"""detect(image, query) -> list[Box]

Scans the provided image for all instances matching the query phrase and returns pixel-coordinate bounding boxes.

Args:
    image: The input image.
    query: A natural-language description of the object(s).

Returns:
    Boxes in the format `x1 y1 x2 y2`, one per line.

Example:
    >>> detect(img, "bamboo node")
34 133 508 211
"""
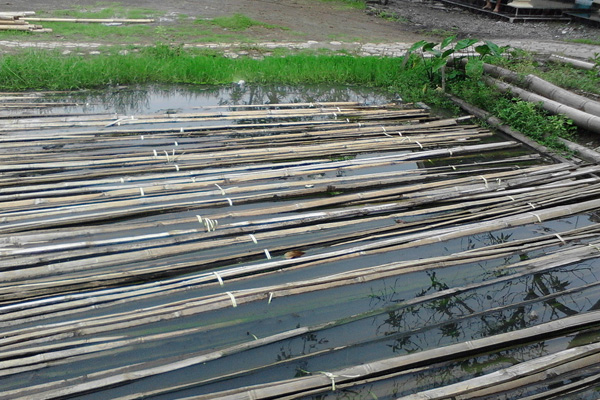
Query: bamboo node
213 271 224 286
225 291 237 308
264 249 272 259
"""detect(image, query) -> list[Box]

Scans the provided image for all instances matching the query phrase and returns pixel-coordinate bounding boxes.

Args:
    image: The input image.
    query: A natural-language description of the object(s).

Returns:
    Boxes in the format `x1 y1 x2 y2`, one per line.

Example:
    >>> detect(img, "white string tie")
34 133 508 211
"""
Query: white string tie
555 233 566 244
214 271 224 286
318 372 360 391
225 291 237 308
268 292 274 304
215 183 226 196
264 249 272 259
139 187 145 196
530 213 542 223
249 234 258 244
480 176 488 188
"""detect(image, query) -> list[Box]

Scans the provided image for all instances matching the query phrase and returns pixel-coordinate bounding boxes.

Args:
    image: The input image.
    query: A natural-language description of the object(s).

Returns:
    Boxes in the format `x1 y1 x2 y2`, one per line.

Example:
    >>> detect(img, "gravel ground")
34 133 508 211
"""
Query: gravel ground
371 0 600 41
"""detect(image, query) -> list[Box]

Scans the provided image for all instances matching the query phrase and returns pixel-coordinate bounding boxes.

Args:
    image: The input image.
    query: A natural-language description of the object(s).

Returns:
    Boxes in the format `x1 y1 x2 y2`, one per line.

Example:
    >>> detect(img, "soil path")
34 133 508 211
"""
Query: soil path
5 0 600 58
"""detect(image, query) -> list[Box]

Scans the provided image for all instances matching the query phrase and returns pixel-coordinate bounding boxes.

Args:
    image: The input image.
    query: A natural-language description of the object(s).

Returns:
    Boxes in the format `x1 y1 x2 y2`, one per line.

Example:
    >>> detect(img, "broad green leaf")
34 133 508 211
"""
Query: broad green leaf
407 40 428 52
440 35 456 49
455 38 478 51
475 45 491 57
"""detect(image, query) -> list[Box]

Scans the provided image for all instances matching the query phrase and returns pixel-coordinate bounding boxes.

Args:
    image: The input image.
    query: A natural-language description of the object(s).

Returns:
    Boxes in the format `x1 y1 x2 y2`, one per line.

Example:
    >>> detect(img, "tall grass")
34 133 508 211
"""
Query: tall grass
0 46 428 95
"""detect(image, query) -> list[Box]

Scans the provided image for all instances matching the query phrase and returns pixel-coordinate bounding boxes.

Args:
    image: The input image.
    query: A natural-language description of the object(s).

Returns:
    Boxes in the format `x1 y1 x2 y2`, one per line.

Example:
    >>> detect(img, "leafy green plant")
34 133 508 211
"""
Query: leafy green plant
493 98 574 149
402 36 507 87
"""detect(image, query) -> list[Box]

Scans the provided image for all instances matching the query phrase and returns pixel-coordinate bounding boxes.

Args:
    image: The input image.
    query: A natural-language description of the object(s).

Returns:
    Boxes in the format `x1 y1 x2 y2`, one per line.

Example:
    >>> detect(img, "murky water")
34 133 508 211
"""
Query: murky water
1 85 599 400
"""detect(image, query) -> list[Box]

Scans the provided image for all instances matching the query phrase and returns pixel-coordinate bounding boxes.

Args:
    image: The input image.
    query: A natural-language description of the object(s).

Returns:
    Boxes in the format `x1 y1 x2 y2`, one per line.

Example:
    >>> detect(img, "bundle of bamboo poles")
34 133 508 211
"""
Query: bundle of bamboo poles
0 10 155 34
0 12 51 33
2 98 600 400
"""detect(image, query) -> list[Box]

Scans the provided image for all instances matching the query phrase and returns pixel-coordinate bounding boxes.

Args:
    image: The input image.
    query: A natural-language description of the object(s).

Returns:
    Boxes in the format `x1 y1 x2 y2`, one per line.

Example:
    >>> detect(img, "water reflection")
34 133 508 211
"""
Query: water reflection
64 84 395 115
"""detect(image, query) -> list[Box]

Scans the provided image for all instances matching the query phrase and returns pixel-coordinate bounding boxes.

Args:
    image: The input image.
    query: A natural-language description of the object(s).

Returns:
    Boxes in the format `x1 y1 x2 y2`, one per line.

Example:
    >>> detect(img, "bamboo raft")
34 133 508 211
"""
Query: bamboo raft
1 97 600 400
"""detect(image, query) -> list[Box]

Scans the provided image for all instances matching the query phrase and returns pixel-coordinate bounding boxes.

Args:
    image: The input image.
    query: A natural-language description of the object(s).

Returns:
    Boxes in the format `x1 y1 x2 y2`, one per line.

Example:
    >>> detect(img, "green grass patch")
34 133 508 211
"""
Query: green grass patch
490 49 600 96
41 22 153 41
566 38 600 46
196 14 288 32
315 0 367 9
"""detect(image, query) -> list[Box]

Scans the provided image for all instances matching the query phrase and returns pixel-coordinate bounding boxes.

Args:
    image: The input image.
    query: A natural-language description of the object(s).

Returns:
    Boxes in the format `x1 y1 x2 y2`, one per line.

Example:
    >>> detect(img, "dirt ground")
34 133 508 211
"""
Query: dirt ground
7 0 600 44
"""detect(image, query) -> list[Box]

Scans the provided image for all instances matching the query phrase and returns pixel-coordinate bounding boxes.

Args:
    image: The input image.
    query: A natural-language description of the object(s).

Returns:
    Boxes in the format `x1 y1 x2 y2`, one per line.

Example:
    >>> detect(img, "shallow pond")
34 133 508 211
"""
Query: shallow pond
1 85 599 400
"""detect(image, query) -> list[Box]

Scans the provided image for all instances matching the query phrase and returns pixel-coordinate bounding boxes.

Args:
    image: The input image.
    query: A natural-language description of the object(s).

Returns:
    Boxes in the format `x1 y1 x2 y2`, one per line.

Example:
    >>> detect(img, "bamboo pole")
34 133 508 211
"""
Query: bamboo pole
481 62 600 118
23 17 155 23
484 76 600 135
397 344 600 399
11 310 599 400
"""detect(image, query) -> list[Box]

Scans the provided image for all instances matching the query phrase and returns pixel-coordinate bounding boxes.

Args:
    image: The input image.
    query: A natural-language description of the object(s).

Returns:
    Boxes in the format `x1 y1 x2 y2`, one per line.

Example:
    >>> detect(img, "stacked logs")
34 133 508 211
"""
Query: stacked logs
0 12 51 33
